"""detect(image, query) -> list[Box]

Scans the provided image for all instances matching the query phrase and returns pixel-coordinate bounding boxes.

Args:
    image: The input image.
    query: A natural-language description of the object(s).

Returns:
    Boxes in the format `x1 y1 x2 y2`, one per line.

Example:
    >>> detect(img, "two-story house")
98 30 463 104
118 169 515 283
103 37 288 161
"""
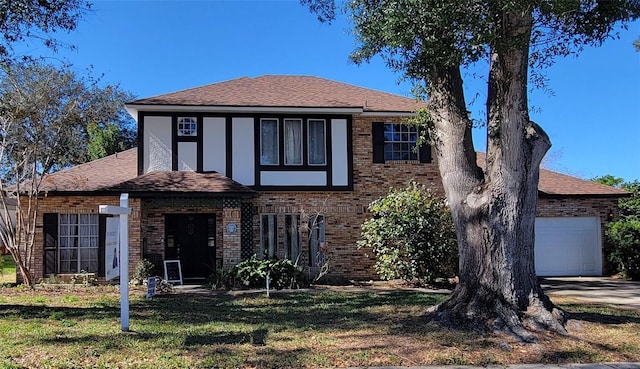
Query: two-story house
29 75 625 283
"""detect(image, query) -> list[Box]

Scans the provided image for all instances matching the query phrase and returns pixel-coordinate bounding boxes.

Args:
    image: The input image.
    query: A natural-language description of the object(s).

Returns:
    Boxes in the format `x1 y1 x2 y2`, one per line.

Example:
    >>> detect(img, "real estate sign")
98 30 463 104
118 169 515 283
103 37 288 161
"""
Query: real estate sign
105 217 120 281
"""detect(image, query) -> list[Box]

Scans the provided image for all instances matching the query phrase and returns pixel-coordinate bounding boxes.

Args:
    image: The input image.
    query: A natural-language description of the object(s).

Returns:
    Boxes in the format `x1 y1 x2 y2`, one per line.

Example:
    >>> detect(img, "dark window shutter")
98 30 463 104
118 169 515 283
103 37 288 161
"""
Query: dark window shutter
98 215 107 277
372 122 385 163
43 213 58 275
418 128 432 163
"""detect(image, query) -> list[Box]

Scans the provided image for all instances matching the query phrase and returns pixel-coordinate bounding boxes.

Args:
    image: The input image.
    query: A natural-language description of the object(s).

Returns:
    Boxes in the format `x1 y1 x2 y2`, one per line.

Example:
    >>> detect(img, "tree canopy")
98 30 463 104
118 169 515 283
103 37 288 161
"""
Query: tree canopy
304 0 639 82
0 61 134 180
0 0 90 62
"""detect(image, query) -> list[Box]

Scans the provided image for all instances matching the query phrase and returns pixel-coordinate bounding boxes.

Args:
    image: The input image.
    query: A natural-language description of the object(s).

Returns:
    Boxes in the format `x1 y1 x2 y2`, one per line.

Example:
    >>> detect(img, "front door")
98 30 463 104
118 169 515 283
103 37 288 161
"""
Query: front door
165 214 216 279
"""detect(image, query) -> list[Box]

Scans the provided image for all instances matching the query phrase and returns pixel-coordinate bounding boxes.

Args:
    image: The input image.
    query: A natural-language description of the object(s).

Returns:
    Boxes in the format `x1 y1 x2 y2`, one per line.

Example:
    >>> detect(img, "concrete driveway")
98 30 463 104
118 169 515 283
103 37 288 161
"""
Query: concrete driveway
541 277 640 309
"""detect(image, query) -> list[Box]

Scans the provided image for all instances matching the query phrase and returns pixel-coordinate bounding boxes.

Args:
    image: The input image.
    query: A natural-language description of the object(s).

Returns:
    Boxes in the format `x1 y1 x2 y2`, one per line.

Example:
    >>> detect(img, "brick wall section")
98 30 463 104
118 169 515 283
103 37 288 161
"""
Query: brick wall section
222 208 241 268
249 115 443 279
27 195 142 282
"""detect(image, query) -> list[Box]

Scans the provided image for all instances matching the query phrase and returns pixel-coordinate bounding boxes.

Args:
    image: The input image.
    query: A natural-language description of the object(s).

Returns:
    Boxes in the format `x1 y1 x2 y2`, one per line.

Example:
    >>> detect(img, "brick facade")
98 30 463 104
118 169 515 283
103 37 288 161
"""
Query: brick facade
23 115 620 282
24 195 142 282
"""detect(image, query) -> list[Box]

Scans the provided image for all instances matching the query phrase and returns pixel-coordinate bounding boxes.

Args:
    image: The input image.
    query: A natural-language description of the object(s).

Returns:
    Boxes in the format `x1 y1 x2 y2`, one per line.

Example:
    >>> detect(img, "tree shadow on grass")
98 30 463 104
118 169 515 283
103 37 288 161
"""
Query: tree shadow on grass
0 303 117 320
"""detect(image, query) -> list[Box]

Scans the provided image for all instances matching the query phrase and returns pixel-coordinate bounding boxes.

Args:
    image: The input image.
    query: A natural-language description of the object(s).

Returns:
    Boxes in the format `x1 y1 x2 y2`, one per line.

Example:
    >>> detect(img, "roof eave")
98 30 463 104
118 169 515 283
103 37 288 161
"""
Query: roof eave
40 190 256 198
360 111 417 117
125 103 364 115
539 191 630 198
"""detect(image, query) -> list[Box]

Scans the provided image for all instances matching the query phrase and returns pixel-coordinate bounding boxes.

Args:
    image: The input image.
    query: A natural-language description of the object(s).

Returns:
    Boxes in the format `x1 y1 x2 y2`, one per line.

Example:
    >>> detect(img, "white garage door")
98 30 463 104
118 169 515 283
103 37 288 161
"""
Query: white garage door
535 217 602 277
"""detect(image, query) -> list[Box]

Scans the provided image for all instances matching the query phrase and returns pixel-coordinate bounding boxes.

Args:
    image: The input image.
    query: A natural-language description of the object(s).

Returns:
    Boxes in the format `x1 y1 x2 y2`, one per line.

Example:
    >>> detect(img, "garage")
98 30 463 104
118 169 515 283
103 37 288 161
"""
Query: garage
534 217 602 277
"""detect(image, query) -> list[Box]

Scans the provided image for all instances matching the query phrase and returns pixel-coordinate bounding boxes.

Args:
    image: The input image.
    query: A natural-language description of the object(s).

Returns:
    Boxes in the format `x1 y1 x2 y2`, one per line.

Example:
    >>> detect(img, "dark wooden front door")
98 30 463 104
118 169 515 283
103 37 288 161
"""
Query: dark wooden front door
165 214 216 279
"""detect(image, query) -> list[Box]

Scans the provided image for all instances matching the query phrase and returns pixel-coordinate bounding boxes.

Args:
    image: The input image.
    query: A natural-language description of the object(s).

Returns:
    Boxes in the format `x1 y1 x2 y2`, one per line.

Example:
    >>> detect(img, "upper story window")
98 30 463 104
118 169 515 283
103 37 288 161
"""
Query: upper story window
284 119 303 165
384 123 418 161
308 119 326 165
261 118 279 165
372 122 431 164
177 117 197 136
260 117 327 167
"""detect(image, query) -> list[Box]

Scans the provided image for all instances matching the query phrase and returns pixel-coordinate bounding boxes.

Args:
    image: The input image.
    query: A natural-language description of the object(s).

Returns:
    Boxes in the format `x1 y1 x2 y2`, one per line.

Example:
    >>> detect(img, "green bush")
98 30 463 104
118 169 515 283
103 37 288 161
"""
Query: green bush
131 259 157 285
358 181 458 285
222 255 307 290
606 219 640 280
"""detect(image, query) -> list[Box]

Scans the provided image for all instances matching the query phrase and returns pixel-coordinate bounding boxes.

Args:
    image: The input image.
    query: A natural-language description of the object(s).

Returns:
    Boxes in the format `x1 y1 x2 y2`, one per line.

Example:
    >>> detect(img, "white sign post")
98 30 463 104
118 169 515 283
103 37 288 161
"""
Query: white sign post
99 193 131 332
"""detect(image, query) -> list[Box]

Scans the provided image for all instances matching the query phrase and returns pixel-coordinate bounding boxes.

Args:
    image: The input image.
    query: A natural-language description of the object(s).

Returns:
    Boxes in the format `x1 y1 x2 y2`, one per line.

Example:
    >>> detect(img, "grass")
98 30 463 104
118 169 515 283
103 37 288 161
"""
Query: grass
0 255 16 285
0 286 638 369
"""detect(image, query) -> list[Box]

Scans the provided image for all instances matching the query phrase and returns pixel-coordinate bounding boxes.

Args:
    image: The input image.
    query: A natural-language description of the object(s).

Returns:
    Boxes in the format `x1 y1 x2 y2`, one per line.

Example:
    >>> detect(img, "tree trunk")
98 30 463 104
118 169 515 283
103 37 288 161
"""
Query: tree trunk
426 9 566 341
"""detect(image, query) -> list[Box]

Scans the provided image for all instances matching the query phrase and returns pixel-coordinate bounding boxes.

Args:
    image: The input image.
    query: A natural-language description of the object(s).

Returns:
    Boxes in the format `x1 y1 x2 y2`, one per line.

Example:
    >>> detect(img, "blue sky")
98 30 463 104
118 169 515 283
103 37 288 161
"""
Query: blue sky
27 0 640 181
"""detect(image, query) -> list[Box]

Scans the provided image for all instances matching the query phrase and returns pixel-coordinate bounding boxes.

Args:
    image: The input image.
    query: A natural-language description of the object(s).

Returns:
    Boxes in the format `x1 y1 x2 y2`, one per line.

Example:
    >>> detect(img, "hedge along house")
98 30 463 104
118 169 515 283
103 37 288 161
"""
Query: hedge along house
25 75 626 283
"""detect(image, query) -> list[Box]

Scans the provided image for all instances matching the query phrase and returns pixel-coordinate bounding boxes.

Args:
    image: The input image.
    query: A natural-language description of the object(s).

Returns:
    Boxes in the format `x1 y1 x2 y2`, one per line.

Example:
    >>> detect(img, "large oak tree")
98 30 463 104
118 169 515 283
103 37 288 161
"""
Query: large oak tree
302 0 639 340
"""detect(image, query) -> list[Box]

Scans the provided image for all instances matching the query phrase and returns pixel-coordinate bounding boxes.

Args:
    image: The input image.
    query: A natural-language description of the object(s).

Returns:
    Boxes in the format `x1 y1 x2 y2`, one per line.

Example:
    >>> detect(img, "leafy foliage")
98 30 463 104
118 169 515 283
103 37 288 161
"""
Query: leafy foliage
303 0 640 82
221 255 307 290
0 0 90 62
602 179 640 279
358 182 458 285
607 219 640 280
131 259 157 285
0 61 135 178
592 175 625 188
619 181 640 219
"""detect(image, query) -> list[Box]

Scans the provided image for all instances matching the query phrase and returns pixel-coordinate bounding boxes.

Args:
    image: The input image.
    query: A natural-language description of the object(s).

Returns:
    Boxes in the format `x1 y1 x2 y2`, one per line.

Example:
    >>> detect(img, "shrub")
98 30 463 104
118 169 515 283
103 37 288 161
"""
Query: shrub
131 259 156 285
606 219 640 280
358 181 458 285
223 255 306 289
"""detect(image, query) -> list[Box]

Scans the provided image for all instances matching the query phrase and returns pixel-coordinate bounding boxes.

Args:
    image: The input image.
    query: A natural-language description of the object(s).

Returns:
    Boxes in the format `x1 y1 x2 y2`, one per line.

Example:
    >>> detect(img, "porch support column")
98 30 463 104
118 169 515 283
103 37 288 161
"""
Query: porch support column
222 207 241 269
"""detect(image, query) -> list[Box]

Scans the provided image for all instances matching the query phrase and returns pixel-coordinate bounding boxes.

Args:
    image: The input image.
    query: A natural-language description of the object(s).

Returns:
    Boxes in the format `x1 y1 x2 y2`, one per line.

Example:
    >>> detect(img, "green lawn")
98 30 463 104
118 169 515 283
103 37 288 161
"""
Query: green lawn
0 255 16 284
0 286 638 368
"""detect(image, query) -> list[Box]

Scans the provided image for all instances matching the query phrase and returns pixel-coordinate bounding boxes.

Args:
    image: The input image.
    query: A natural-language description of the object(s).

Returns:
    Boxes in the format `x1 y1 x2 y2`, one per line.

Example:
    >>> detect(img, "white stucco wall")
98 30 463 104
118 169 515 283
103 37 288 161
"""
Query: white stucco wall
203 117 226 174
143 116 172 173
260 171 327 186
231 117 255 185
178 142 197 171
331 118 349 186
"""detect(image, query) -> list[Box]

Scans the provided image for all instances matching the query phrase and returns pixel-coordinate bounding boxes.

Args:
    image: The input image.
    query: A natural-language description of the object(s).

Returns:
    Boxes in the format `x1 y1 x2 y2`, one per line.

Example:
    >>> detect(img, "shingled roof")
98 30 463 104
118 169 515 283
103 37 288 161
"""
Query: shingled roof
127 75 421 113
538 170 626 197
39 148 254 197
40 148 624 197
40 148 138 193
474 153 626 197
109 171 255 196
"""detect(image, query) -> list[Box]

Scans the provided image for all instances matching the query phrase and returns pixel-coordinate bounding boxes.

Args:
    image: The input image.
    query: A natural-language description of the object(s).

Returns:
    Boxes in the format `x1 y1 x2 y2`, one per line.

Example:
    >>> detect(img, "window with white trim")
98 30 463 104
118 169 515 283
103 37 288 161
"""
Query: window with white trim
58 214 99 273
177 117 197 136
284 119 303 165
384 123 418 161
260 214 278 259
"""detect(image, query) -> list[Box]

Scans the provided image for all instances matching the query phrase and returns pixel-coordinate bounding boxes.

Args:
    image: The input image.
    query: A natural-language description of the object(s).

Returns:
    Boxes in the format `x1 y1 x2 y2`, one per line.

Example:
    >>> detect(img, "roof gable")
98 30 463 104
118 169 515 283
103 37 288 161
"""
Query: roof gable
127 75 421 113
